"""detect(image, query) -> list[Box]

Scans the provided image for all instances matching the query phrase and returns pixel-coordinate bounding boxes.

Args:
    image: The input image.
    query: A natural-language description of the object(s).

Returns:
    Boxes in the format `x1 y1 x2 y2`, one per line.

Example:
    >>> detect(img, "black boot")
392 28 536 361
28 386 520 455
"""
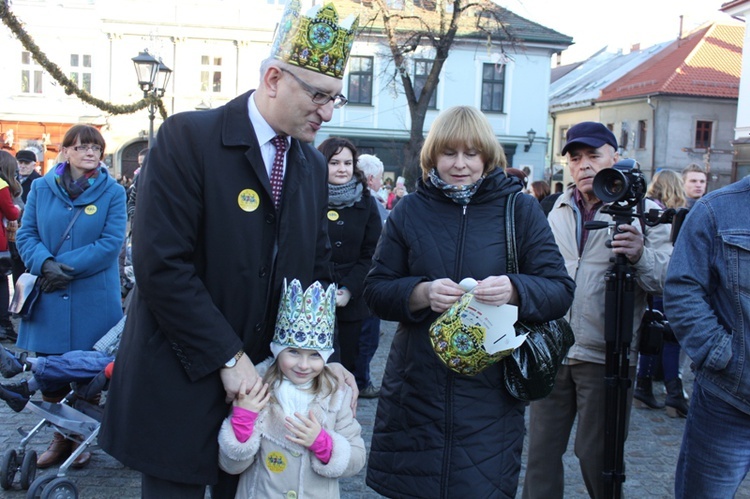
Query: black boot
633 377 664 409
665 378 689 418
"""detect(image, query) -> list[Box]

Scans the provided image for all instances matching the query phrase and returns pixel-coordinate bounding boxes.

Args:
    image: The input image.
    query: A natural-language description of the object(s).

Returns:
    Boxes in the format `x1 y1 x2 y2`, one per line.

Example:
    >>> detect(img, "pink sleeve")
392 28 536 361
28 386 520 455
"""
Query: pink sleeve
230 407 258 443
309 428 333 464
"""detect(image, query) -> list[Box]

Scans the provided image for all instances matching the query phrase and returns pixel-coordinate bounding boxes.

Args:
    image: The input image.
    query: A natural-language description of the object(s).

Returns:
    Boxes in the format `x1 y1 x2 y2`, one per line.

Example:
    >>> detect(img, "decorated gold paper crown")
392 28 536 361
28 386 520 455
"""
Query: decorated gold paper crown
271 0 359 79
271 279 337 361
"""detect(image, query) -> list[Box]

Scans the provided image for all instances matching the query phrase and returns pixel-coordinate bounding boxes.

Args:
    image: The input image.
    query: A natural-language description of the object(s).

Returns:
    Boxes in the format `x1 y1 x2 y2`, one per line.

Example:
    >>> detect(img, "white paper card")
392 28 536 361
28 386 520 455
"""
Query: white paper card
456 298 526 354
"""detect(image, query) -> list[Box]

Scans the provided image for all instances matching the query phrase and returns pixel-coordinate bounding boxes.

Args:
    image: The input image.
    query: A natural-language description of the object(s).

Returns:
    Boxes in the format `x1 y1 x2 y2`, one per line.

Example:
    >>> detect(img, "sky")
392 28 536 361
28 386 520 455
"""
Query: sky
502 0 735 63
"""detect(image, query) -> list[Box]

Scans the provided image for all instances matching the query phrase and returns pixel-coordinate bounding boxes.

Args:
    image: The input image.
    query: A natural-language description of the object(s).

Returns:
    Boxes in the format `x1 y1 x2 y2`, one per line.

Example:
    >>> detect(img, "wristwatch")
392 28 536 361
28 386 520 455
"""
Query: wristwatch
224 349 244 368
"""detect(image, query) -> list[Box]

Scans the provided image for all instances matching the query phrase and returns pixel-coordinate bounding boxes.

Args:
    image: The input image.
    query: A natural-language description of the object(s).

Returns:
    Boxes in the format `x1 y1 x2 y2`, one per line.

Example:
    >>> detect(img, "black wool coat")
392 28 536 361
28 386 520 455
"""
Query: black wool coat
364 170 575 498
99 90 332 485
328 193 382 322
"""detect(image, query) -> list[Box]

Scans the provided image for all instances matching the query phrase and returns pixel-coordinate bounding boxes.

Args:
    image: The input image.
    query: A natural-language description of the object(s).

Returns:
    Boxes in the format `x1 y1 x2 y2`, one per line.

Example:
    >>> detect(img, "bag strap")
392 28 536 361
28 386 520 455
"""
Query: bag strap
505 191 521 274
51 207 84 256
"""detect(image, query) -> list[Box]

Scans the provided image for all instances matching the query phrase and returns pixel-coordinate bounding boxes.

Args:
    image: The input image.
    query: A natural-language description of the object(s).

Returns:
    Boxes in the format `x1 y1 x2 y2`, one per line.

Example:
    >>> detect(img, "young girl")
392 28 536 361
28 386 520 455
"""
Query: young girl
218 279 366 499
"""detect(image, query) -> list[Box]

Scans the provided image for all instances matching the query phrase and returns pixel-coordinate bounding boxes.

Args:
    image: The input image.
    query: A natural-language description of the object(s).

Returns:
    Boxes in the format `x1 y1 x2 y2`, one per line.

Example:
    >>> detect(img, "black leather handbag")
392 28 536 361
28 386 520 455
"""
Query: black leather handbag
502 191 575 402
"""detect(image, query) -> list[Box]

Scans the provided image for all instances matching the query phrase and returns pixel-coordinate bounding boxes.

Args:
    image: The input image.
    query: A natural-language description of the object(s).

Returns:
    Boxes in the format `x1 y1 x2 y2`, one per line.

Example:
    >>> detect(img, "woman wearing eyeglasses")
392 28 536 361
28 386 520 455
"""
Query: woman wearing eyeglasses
16 124 126 469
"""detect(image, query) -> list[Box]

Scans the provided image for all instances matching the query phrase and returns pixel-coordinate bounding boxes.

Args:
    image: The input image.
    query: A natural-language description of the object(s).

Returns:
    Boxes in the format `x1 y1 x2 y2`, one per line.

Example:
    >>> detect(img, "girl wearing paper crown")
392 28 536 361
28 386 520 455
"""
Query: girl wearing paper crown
218 279 365 498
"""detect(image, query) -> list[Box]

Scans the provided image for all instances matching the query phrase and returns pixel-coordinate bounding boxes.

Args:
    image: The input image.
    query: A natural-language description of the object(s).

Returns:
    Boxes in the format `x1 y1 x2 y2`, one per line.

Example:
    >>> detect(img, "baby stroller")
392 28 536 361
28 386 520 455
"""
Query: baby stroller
0 365 110 498
0 315 124 498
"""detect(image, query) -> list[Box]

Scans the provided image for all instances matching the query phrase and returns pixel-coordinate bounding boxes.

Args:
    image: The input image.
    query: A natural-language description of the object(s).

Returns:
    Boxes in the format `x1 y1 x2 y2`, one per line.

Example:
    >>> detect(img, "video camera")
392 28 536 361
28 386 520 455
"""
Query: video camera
592 158 647 211
590 159 687 243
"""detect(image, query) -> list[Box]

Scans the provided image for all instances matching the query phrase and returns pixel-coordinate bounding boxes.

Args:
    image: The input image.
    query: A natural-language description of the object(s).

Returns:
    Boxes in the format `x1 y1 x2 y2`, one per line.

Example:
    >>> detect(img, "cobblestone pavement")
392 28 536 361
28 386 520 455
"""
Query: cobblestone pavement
2 323 749 498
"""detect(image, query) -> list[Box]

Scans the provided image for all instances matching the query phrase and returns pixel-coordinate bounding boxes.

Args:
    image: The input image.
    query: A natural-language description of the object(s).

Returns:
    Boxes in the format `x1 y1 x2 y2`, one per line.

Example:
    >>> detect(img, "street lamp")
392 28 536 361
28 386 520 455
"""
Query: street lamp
524 128 537 152
132 50 172 147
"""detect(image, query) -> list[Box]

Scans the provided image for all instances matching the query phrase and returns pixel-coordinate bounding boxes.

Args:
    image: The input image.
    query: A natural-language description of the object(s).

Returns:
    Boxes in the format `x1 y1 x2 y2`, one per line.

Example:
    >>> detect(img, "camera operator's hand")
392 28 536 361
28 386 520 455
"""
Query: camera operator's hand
611 224 644 264
40 259 75 292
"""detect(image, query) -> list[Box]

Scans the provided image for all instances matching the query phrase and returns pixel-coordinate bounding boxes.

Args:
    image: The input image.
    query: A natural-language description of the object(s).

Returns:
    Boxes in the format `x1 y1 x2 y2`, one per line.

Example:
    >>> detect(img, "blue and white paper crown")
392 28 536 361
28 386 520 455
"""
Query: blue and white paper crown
270 0 359 79
271 278 336 361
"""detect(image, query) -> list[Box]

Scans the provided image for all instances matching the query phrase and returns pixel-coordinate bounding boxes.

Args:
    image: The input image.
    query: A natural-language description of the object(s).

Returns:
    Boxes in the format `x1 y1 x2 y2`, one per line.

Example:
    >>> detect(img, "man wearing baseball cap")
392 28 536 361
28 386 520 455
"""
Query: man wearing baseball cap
523 122 672 498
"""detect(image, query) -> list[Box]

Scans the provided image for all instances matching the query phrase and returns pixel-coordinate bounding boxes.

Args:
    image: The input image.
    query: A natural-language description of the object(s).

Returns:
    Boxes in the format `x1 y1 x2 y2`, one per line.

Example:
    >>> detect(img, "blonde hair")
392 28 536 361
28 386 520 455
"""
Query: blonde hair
262 359 339 400
420 106 506 181
647 169 687 209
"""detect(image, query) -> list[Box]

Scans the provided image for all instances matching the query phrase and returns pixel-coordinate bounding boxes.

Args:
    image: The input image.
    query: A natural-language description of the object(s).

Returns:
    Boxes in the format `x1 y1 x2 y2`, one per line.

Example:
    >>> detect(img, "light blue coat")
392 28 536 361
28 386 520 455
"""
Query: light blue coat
16 165 126 354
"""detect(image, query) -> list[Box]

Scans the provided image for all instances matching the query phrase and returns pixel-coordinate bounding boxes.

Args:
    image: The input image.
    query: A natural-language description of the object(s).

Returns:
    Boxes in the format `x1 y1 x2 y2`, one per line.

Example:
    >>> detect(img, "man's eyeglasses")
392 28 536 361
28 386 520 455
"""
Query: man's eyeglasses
71 145 102 153
280 68 348 109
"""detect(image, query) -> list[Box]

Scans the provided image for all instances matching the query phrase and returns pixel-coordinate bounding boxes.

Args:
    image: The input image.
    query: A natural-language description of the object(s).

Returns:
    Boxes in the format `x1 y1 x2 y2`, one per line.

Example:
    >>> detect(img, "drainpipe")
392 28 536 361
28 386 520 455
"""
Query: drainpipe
647 96 656 178
549 112 557 184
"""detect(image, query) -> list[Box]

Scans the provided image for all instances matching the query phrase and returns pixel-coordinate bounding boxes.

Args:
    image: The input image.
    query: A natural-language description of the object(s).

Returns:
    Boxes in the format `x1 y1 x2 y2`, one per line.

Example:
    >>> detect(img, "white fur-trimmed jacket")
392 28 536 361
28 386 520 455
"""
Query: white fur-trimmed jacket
218 366 366 499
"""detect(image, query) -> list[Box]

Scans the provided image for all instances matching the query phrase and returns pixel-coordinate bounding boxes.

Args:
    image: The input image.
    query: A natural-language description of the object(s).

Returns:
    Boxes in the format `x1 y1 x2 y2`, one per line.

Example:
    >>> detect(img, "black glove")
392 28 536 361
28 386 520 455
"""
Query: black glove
40 259 75 292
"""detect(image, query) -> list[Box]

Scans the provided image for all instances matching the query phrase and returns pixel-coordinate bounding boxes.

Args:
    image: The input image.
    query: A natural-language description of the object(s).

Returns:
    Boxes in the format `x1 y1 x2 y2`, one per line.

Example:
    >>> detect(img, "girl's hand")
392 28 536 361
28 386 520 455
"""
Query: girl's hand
285 411 322 448
472 275 518 306
234 378 270 413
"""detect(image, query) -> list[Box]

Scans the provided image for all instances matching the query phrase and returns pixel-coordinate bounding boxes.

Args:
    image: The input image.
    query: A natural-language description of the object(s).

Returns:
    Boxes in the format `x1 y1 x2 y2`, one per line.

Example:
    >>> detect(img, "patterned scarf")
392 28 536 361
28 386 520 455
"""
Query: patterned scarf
428 168 485 205
55 162 100 200
328 178 363 209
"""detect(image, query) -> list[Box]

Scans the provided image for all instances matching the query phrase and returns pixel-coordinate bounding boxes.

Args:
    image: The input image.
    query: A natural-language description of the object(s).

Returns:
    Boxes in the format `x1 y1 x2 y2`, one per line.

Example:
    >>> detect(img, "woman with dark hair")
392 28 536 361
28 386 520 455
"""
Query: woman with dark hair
530 180 550 202
317 137 382 387
16 124 126 469
0 151 22 341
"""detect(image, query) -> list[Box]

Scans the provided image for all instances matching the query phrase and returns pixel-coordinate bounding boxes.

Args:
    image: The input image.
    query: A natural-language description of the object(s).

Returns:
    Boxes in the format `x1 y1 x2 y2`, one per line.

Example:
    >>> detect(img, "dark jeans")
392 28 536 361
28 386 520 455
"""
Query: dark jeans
675 382 750 498
637 340 681 381
355 314 380 389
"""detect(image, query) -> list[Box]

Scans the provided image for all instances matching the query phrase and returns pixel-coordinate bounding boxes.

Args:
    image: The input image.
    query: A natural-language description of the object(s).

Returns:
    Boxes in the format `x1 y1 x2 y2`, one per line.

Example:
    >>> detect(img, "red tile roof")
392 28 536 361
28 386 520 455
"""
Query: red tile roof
597 22 744 102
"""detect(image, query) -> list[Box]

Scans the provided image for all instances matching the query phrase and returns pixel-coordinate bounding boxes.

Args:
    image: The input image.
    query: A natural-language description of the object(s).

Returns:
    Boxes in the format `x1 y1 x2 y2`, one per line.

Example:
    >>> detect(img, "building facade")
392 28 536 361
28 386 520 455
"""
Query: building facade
0 0 571 181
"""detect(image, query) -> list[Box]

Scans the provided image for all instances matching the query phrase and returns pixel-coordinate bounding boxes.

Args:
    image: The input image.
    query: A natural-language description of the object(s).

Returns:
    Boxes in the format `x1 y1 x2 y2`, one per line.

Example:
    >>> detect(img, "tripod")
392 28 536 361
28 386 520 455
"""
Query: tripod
587 210 637 499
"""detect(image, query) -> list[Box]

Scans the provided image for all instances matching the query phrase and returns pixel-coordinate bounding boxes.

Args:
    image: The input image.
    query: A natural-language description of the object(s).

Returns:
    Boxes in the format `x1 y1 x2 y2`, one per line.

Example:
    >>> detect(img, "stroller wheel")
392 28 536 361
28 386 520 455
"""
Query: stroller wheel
20 450 37 489
40 477 78 499
27 473 55 498
0 448 18 490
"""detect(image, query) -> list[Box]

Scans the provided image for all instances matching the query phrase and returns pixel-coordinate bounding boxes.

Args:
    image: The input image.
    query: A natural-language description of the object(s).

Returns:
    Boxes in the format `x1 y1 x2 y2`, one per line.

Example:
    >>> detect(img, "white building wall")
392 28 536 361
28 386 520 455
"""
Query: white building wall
1 0 565 179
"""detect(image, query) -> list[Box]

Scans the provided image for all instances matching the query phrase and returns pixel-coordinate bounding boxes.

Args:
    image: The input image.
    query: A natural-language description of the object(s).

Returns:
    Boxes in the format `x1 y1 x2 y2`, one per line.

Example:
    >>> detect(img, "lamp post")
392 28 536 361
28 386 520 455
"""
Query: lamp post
524 128 537 152
132 50 172 147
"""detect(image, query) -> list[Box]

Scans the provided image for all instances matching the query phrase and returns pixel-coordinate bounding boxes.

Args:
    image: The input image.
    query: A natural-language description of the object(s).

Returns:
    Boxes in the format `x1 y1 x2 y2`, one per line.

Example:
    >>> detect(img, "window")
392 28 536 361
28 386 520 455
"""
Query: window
559 126 568 154
413 59 437 109
70 53 92 93
347 56 373 105
20 51 44 94
620 127 629 150
695 121 712 149
480 63 505 113
637 120 647 149
200 55 222 93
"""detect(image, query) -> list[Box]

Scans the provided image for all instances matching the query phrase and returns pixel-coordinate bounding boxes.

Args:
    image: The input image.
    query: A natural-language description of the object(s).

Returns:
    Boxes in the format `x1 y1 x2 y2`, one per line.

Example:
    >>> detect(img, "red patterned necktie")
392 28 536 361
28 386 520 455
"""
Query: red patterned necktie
270 135 287 208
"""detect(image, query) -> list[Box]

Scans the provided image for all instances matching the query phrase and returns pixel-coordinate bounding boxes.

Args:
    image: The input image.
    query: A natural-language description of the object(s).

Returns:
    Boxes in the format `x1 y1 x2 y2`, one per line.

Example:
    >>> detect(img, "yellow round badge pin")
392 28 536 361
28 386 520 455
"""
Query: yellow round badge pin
266 451 287 473
238 189 260 212
327 210 339 221
84 205 97 215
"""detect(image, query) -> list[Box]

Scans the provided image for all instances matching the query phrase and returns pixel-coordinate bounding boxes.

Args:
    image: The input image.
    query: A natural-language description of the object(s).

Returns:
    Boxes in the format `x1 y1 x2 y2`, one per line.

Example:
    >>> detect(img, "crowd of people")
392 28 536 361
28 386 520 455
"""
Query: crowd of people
0 2 748 498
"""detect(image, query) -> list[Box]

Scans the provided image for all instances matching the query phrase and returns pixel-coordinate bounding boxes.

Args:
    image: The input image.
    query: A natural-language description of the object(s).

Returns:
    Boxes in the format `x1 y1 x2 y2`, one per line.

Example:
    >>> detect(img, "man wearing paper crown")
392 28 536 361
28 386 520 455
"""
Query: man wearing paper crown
100 1 361 497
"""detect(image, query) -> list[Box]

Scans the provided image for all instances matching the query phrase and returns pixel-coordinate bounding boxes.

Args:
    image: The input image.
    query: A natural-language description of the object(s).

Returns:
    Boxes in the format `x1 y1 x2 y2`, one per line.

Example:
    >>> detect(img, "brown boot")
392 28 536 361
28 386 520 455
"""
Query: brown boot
37 432 72 468
70 439 91 469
